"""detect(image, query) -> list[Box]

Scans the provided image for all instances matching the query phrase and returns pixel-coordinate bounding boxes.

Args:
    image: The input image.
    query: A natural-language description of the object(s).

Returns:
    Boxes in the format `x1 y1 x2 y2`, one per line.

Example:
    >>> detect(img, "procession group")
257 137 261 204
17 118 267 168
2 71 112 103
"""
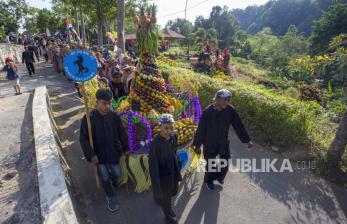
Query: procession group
1 37 253 224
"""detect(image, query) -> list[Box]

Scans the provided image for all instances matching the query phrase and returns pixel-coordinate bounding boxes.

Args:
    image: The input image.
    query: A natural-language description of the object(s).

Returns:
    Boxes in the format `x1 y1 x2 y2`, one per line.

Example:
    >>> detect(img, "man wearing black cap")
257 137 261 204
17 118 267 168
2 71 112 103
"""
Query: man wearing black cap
149 114 182 224
193 89 253 191
79 88 128 212
108 68 128 101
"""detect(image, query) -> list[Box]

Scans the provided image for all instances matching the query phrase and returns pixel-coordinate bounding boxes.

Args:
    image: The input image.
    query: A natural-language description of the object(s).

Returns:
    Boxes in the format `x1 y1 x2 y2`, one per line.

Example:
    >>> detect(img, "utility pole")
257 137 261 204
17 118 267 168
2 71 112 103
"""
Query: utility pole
185 0 188 21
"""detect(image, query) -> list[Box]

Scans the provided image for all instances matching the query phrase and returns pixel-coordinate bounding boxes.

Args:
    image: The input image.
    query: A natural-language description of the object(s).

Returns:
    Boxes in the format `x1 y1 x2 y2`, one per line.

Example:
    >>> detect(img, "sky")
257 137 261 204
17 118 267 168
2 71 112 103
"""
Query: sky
27 0 269 27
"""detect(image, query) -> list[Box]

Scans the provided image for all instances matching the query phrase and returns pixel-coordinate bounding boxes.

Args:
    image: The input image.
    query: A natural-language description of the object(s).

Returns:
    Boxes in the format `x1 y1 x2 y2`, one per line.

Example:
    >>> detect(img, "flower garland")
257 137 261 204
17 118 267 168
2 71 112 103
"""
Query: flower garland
177 90 182 99
165 83 175 95
119 110 153 153
128 113 137 152
193 96 202 124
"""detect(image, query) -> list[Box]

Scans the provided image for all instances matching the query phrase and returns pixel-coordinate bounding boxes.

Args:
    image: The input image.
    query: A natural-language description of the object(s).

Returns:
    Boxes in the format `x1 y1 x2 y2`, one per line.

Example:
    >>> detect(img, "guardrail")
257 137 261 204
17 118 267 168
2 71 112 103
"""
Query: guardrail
33 86 78 224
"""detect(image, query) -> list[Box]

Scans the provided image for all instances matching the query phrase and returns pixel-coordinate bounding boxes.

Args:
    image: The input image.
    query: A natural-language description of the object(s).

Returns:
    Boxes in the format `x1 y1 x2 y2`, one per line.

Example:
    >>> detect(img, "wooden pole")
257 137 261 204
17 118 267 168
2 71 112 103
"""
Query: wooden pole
80 83 100 188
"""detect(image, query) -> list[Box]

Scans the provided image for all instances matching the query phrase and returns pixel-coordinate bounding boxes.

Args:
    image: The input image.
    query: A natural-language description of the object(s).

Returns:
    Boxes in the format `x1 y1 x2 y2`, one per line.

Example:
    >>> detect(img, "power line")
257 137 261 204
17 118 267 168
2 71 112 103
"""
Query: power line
158 0 210 19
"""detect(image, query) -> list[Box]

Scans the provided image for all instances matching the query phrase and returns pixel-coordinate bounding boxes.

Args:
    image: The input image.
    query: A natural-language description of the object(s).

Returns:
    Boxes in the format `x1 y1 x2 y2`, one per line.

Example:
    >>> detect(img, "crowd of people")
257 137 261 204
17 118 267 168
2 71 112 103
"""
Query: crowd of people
80 87 253 224
1 35 253 224
2 34 138 102
43 37 137 101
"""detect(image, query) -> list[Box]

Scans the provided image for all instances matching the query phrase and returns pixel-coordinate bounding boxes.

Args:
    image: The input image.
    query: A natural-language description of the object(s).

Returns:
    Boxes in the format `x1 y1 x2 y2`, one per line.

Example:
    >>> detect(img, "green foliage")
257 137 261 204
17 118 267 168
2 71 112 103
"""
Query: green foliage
35 8 65 33
233 0 334 36
246 26 309 74
0 0 28 34
248 27 280 66
191 27 217 50
194 6 240 48
166 18 193 38
288 46 347 86
230 31 252 58
328 80 333 95
310 2 347 53
158 60 336 150
326 99 347 116
297 83 323 103
161 49 181 58
0 26 5 40
284 87 300 98
23 7 39 34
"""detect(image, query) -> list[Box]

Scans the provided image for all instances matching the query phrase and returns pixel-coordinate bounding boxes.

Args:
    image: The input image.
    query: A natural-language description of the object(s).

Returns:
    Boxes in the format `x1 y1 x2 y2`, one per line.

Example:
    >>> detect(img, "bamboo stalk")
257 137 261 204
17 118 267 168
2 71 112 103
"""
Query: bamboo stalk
81 83 100 189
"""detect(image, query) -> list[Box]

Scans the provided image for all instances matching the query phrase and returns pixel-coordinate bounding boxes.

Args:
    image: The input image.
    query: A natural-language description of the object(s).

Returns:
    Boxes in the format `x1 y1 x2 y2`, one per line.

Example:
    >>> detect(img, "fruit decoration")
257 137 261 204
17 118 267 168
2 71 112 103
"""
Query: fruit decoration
153 118 197 145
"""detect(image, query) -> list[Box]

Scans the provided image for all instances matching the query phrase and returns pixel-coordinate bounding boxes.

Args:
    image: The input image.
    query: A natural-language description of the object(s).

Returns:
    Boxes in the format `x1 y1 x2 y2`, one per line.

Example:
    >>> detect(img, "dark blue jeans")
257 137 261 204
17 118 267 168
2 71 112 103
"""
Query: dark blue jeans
97 163 121 197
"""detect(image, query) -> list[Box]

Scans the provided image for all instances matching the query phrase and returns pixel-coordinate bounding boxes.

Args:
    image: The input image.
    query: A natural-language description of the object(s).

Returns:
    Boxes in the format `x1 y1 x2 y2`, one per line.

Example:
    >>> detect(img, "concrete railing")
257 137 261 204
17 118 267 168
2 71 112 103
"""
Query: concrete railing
33 86 78 224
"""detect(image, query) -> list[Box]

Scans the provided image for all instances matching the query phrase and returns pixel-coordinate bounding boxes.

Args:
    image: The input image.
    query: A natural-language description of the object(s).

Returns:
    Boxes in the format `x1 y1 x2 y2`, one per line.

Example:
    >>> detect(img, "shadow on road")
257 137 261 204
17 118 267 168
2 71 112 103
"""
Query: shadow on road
2 94 41 224
230 138 347 224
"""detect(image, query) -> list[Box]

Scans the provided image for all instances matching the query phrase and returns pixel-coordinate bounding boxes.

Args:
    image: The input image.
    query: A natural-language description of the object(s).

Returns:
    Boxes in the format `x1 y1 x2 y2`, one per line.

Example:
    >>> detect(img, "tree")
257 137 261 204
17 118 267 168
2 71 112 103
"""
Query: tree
327 108 347 171
208 6 240 48
35 9 64 33
230 31 252 58
191 27 217 50
194 15 210 30
23 7 39 34
166 18 193 37
233 0 336 36
95 0 103 47
117 0 125 52
269 25 309 73
166 18 194 47
248 27 280 66
0 0 28 34
310 2 347 53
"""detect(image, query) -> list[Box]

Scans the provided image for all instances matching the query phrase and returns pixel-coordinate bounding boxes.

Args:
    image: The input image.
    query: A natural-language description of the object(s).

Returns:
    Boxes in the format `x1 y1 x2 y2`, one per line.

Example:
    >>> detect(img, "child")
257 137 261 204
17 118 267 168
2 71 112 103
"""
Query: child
1 57 21 95
149 114 182 224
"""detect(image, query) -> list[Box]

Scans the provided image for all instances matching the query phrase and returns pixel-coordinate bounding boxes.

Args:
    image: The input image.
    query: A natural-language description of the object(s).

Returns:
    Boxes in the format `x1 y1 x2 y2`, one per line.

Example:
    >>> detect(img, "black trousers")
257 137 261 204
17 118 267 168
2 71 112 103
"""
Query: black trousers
204 148 231 184
34 51 39 61
159 175 178 221
25 62 35 76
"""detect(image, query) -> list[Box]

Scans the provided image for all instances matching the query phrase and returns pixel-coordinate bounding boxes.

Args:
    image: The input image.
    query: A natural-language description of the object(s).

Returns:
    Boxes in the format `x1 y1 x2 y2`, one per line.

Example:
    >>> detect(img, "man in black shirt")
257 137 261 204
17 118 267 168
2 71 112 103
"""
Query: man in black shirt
108 68 127 101
79 89 128 212
149 114 182 224
193 89 253 191
22 46 35 76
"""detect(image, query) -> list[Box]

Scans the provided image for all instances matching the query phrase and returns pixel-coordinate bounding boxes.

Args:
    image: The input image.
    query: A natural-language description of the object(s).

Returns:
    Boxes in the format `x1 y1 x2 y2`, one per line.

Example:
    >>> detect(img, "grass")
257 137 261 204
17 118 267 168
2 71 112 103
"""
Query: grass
158 58 338 159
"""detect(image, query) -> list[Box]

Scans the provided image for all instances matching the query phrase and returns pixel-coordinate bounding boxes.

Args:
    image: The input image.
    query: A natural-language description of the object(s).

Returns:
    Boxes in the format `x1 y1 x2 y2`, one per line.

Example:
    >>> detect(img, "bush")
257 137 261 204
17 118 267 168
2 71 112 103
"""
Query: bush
158 61 336 151
284 87 300 99
161 49 182 59
297 83 323 103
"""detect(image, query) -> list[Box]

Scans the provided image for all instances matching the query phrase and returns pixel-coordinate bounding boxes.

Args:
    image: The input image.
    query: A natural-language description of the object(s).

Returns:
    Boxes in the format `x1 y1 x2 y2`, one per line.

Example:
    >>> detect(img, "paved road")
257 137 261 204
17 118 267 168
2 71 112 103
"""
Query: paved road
1 61 346 224
49 67 347 224
0 60 74 223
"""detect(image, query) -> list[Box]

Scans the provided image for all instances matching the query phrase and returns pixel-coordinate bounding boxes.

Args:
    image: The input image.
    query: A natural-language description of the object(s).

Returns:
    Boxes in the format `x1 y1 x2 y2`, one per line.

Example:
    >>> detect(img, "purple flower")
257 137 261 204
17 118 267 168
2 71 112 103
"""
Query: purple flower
118 110 153 153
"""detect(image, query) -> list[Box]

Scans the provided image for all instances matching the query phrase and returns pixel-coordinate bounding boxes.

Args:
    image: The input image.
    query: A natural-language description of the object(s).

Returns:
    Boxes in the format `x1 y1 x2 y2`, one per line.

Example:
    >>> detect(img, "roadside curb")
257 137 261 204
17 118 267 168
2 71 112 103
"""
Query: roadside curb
33 86 78 223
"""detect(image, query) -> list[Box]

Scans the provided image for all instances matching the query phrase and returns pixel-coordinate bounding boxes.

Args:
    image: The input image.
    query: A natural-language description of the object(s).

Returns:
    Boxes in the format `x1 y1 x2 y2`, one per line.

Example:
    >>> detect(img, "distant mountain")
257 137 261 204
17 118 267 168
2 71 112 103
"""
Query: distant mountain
233 0 335 36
